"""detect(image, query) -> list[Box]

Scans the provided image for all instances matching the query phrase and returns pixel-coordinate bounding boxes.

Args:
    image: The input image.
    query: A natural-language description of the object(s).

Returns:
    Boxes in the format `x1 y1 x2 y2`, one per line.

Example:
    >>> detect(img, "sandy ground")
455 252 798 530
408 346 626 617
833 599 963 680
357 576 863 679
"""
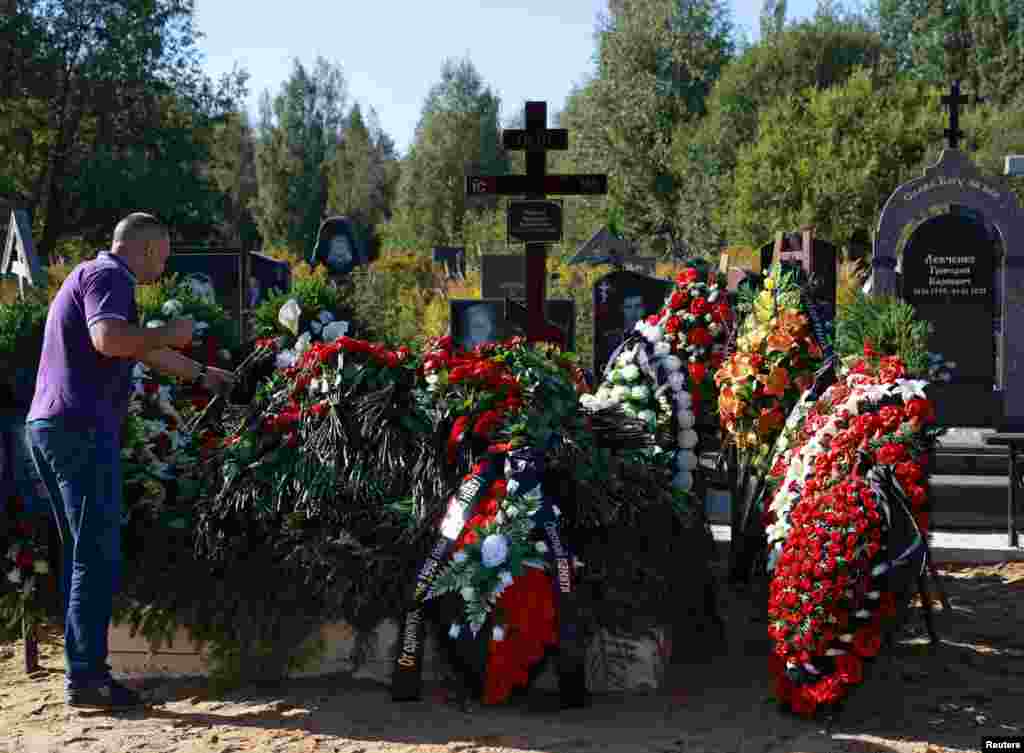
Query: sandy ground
1 561 1022 753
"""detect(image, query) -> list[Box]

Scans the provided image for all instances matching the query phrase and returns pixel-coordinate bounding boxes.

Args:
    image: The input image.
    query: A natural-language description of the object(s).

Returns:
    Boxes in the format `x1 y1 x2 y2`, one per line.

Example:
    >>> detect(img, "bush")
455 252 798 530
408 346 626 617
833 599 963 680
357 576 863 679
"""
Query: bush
834 290 932 375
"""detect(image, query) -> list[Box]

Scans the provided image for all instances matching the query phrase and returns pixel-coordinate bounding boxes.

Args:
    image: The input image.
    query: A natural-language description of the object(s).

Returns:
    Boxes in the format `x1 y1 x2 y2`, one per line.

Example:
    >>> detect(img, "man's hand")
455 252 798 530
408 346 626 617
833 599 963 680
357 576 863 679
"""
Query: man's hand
163 319 195 349
200 367 236 396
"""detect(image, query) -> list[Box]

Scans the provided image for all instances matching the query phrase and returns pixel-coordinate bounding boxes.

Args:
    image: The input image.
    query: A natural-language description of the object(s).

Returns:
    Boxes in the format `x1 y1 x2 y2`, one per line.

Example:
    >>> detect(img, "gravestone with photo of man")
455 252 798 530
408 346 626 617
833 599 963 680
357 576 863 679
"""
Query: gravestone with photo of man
311 216 372 277
449 298 576 353
164 247 246 342
591 270 673 379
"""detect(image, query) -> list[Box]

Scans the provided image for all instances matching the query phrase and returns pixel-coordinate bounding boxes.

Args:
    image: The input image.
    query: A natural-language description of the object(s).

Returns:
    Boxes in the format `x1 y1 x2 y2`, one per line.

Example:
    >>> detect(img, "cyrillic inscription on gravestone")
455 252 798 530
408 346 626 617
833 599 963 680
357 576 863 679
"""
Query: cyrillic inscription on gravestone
592 270 674 378
481 254 525 299
902 211 997 426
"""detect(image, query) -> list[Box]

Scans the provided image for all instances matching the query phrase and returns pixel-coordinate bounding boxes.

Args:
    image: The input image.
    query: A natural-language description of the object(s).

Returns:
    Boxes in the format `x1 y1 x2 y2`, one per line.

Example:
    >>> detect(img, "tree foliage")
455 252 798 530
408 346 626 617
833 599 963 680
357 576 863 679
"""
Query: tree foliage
253 58 348 258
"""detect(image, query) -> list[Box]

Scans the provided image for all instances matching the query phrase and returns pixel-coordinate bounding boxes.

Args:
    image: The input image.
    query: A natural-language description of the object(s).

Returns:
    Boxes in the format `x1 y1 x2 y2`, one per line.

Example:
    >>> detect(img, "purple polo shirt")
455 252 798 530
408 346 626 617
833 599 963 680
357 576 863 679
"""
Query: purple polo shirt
28 251 139 435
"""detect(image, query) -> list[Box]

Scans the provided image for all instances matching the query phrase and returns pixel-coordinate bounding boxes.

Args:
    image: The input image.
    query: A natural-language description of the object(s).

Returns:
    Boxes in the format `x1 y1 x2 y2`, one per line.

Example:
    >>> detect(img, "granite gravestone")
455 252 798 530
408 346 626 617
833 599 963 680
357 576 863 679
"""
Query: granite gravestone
432 246 466 281
592 270 673 378
481 254 526 300
450 298 576 352
902 212 998 426
246 252 292 308
164 248 245 341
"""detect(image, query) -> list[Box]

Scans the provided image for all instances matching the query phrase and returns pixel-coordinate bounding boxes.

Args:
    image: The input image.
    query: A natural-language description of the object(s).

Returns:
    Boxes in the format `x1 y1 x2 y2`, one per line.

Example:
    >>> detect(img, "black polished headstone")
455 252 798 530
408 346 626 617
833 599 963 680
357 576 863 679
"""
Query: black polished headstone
432 246 466 280
164 249 244 341
247 252 292 308
592 270 673 378
902 212 998 426
450 298 575 352
481 255 526 299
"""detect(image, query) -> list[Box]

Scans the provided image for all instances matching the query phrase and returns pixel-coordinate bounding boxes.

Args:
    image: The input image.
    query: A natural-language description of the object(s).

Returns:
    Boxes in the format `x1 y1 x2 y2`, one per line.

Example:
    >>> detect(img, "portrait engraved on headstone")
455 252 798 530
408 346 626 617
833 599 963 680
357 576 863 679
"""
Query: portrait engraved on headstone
312 216 367 276
592 270 674 378
451 300 503 351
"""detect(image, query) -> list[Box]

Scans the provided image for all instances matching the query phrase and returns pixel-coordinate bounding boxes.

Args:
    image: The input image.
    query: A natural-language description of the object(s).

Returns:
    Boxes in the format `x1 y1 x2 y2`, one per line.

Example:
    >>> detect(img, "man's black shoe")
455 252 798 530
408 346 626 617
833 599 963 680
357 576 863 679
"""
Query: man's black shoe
67 680 148 710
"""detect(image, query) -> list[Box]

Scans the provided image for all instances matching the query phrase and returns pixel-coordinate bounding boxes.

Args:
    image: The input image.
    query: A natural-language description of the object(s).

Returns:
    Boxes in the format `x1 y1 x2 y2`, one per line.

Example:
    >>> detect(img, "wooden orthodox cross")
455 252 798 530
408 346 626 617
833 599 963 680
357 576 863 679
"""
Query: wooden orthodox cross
467 101 607 346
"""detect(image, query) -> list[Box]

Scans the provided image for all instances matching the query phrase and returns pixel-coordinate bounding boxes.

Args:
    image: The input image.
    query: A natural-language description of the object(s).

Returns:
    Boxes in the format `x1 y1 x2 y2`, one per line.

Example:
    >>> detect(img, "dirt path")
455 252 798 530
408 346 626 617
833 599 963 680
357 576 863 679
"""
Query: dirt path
1 562 1022 753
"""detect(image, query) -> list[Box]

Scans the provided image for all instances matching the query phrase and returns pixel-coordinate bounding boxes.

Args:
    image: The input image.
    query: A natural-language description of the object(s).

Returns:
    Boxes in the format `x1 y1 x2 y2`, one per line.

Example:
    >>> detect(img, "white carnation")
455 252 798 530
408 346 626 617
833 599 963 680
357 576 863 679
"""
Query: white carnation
449 623 462 639
637 409 656 424
145 319 165 329
630 384 650 401
535 541 548 554
161 299 184 317
621 364 641 382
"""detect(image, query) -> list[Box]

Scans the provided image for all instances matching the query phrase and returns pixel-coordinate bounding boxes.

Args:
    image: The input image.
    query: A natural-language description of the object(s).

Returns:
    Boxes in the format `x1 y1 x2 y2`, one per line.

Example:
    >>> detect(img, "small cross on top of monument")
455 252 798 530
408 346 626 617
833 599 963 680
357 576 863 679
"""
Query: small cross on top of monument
942 79 984 150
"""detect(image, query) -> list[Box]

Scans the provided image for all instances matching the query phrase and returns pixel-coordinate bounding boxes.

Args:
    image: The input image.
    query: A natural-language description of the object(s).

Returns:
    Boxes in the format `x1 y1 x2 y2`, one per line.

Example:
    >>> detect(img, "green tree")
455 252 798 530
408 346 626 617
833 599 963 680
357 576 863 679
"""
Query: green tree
0 0 247 259
760 0 787 39
390 57 506 252
871 0 1024 102
590 0 735 253
207 109 261 248
726 70 942 247
253 57 348 257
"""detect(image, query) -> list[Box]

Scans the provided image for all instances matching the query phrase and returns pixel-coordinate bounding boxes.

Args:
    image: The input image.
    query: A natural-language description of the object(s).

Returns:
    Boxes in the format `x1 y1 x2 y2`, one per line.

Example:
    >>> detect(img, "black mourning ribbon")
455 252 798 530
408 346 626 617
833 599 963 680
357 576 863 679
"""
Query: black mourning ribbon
392 457 500 701
505 444 587 707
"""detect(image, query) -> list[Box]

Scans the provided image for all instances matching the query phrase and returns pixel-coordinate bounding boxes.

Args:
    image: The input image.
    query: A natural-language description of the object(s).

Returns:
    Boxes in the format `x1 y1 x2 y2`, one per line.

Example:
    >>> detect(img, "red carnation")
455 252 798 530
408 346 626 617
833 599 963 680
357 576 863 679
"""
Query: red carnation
646 314 660 326
669 291 688 310
143 381 159 395
877 442 907 466
688 361 706 384
687 327 713 347
711 301 732 324
905 398 935 424
690 297 709 317
664 316 681 334
447 415 471 465
677 268 699 285
473 410 503 439
852 627 882 658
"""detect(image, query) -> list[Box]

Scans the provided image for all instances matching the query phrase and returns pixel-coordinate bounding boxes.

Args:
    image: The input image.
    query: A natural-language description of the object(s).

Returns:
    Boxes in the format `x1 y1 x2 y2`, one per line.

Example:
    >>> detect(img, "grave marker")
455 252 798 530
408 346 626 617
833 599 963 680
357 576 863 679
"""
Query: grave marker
468 101 608 349
592 270 673 378
432 246 467 281
311 216 370 276
481 254 525 300
871 83 1024 431
1 209 43 298
902 210 996 426
759 228 837 313
450 298 576 353
164 247 246 342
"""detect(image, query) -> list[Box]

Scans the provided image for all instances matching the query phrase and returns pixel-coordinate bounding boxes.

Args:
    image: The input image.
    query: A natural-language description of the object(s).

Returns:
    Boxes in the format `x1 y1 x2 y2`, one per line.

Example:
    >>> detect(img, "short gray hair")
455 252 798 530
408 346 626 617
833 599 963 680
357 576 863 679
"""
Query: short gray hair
112 213 168 244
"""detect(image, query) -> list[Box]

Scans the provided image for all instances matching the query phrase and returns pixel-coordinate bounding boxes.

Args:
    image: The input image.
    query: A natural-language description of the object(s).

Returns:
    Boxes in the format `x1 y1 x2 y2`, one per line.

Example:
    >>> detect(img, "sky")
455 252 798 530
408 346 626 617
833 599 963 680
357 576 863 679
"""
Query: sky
194 0 820 159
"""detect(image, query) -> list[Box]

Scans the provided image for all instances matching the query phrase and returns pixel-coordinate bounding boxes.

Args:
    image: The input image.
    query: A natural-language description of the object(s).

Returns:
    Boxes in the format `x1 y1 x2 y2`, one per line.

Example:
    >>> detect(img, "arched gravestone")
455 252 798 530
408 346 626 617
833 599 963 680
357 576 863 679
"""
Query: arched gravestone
872 148 1024 429
901 212 997 426
311 216 370 276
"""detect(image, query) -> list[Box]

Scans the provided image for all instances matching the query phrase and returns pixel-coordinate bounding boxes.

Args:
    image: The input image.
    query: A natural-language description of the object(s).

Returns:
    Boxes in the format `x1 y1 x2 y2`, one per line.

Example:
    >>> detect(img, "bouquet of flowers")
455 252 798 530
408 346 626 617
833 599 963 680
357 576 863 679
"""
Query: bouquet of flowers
713 263 826 581
1 495 51 641
715 264 824 467
763 344 942 716
581 260 734 496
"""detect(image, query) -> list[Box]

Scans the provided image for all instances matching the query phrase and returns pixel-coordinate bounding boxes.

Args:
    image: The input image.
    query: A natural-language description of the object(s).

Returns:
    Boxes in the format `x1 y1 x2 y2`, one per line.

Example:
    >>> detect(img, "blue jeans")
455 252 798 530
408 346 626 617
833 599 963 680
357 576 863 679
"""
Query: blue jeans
26 419 122 690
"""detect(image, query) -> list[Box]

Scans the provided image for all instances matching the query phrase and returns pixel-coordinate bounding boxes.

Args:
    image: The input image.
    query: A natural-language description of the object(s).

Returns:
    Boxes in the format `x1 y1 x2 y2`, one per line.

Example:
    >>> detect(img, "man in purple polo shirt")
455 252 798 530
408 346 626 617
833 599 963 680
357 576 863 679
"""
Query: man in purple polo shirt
26 213 234 710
